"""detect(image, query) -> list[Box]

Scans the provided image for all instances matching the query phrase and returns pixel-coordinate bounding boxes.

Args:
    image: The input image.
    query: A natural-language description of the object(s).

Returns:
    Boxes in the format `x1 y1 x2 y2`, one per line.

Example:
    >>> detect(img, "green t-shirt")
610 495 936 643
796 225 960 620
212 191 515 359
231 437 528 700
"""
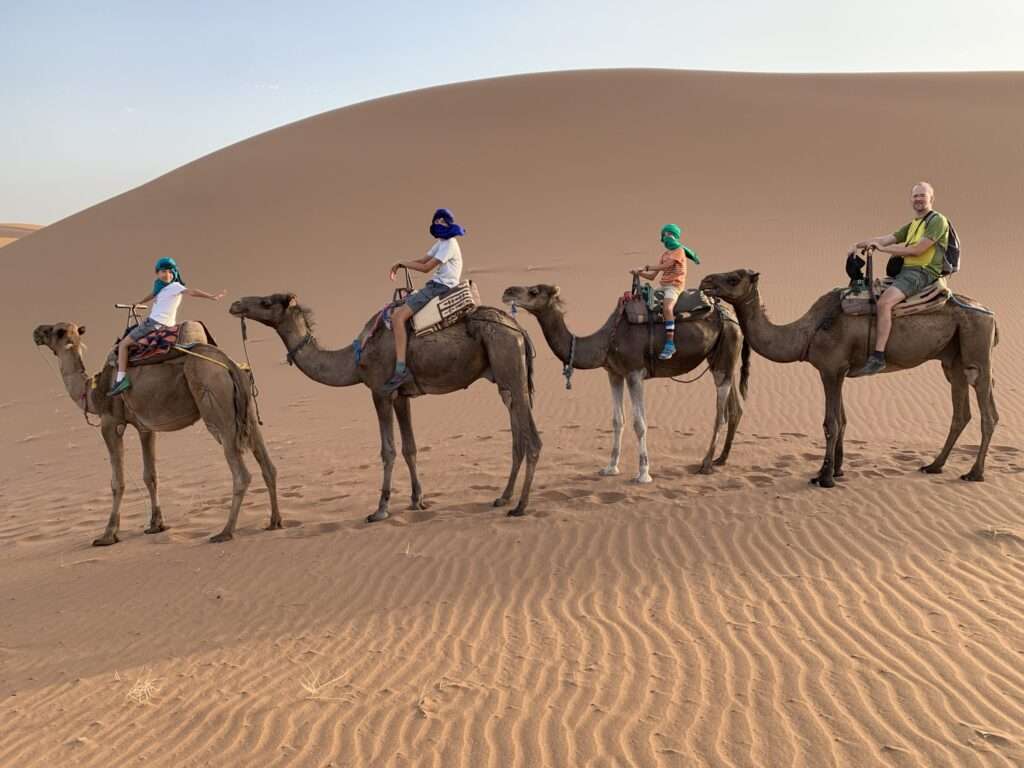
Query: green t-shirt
892 211 949 277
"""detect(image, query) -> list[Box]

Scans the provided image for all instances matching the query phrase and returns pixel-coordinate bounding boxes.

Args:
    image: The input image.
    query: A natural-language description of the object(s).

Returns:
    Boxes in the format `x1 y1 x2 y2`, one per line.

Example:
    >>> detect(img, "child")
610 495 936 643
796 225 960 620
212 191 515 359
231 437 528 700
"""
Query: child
108 257 226 395
634 224 698 360
382 208 465 392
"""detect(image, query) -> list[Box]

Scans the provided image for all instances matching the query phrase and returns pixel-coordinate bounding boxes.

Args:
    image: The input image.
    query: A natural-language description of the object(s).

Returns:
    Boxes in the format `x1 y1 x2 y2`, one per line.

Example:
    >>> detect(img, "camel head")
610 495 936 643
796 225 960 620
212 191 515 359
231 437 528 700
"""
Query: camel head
501 284 563 316
33 322 87 356
229 293 303 329
700 270 760 304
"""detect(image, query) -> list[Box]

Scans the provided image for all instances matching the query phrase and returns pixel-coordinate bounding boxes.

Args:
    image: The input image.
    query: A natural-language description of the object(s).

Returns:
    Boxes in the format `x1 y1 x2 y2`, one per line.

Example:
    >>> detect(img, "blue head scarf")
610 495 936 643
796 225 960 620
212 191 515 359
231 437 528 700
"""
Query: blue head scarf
429 208 466 239
153 257 185 295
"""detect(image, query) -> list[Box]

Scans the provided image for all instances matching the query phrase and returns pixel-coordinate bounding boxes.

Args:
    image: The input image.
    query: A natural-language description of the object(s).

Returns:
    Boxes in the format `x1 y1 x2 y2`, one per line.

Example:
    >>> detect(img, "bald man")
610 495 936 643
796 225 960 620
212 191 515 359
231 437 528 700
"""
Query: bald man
850 181 951 377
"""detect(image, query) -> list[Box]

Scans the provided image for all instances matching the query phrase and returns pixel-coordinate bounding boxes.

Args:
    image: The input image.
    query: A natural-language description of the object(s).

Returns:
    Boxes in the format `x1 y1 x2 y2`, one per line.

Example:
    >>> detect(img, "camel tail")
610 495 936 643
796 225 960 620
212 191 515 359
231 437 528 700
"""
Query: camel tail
739 336 751 400
523 326 536 408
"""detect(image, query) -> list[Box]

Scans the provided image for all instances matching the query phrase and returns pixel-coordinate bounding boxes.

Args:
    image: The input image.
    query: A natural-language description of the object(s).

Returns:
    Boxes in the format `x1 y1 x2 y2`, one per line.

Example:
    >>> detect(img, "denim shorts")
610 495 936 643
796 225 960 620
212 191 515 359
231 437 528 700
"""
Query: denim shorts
127 317 163 341
405 281 450 312
891 267 936 298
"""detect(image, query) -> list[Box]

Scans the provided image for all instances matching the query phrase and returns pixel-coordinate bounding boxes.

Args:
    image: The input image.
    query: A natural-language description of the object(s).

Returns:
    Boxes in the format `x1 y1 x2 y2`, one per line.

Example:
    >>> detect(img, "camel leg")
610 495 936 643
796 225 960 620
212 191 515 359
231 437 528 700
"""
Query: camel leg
626 370 653 484
507 391 542 517
962 366 998 482
833 403 848 478
210 443 252 543
138 429 167 534
394 395 427 510
810 372 844 488
599 371 625 476
367 392 397 522
94 422 126 546
494 388 523 507
714 380 743 466
249 427 282 530
698 370 731 474
921 360 971 475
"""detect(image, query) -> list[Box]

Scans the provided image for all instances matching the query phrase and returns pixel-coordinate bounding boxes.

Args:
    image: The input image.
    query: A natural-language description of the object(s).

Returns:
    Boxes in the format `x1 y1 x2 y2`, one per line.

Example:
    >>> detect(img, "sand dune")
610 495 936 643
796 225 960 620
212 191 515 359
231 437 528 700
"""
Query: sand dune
1 70 1023 767
0 223 41 248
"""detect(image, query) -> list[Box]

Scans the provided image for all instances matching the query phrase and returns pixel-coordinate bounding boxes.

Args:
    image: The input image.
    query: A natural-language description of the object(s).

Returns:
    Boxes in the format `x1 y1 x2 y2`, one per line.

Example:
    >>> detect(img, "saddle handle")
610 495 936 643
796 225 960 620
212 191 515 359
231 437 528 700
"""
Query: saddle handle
393 266 415 304
114 303 148 309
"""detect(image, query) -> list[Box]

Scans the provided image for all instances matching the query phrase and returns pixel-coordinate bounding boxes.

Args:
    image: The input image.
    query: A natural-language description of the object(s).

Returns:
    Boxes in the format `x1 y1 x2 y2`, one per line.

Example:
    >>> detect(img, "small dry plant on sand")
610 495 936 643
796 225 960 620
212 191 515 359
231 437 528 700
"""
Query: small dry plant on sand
121 669 162 705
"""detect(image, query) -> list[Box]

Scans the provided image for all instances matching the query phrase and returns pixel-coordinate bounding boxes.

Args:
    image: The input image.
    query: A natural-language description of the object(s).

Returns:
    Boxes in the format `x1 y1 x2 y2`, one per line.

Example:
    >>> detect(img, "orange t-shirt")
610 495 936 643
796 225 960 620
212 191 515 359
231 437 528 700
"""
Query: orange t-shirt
659 249 686 288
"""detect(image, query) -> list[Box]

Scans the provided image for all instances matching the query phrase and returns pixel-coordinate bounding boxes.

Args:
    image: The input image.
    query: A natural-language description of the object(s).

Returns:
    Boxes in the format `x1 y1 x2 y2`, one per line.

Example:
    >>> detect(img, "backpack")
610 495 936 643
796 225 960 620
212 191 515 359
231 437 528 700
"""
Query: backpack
923 211 961 275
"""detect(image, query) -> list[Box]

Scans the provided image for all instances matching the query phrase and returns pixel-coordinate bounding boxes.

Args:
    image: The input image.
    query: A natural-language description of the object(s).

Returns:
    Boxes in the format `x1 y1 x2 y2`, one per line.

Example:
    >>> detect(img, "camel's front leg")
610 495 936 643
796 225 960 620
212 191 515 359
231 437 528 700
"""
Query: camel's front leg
138 429 167 534
810 372 844 488
833 402 848 478
599 371 625 476
94 421 126 546
367 392 397 522
394 396 427 510
698 371 731 474
626 371 653 483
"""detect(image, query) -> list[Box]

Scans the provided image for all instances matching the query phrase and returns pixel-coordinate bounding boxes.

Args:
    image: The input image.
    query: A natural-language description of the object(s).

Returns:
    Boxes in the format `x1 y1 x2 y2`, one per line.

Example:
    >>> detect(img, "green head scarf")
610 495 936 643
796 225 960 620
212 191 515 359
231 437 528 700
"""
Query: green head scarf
660 224 700 264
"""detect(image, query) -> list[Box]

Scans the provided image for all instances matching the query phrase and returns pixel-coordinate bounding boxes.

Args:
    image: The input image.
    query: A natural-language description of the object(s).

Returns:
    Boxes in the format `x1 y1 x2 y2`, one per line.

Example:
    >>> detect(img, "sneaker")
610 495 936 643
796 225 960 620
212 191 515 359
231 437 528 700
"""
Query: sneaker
851 353 886 378
658 341 676 360
382 367 411 393
108 376 132 396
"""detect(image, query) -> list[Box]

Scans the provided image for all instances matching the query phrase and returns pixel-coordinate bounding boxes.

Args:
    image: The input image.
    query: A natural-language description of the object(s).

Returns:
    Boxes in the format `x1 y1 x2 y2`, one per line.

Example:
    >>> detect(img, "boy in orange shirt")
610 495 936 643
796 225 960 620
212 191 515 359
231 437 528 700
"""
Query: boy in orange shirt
635 224 695 360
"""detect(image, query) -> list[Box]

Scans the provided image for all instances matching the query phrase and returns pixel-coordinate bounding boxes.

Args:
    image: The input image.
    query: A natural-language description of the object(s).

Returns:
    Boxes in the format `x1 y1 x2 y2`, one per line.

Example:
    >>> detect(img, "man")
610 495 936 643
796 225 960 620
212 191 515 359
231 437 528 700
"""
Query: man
850 181 950 377
382 208 465 392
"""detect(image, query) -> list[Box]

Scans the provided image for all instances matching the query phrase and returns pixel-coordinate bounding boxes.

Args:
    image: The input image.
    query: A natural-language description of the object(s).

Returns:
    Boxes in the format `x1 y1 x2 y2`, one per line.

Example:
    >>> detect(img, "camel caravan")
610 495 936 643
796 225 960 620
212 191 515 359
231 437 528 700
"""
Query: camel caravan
34 189 1000 545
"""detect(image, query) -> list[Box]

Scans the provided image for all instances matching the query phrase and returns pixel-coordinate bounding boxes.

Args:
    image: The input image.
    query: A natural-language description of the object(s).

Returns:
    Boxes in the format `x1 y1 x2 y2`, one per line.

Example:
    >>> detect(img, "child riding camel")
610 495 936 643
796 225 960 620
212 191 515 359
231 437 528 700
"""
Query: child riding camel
108 257 226 396
383 208 465 392
634 224 698 360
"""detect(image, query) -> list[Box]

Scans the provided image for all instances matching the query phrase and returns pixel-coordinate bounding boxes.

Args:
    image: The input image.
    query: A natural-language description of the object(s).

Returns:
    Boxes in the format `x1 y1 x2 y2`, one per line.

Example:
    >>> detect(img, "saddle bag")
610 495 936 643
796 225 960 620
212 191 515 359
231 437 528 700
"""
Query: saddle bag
411 281 481 336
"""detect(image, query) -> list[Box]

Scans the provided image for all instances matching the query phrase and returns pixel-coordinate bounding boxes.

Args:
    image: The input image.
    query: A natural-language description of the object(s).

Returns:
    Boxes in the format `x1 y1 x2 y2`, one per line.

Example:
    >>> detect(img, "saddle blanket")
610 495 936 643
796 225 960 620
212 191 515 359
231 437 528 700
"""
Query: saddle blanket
841 277 949 317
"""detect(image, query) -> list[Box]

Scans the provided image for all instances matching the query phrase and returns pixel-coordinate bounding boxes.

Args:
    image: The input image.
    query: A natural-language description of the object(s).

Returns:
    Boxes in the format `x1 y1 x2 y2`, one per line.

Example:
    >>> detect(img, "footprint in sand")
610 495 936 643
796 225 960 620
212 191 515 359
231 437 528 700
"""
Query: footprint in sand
993 445 1021 454
596 491 627 504
317 494 349 503
781 432 808 438
745 474 775 488
408 508 438 524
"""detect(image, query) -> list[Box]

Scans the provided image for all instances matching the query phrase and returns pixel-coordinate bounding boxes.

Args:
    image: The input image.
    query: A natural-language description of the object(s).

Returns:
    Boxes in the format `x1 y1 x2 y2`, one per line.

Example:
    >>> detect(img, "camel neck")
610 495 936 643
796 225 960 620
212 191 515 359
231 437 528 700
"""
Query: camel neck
533 305 613 370
57 348 94 413
731 287 819 364
276 317 361 387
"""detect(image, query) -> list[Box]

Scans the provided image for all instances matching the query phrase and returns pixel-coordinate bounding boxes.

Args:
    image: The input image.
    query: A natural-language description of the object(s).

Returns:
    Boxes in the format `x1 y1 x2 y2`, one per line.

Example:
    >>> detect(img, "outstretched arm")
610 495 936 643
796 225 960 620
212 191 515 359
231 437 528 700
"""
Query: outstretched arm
184 287 227 301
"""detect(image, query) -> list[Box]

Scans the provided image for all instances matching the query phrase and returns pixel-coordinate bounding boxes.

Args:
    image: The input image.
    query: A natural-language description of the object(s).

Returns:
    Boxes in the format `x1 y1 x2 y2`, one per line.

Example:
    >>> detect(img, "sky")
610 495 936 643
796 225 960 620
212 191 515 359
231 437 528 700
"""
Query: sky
4 0 1023 224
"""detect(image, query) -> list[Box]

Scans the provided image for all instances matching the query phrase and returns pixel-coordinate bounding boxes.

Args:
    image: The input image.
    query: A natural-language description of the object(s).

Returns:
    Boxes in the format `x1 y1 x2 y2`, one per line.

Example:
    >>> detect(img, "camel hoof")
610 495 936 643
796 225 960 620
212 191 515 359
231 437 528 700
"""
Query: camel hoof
92 535 119 547
920 464 943 475
960 471 985 482
493 497 510 507
265 519 284 531
367 510 390 523
833 469 845 478
507 507 527 517
408 500 429 511
144 524 168 535
809 476 835 488
209 531 234 543
697 465 714 476
599 466 620 477
712 456 728 467
632 474 653 484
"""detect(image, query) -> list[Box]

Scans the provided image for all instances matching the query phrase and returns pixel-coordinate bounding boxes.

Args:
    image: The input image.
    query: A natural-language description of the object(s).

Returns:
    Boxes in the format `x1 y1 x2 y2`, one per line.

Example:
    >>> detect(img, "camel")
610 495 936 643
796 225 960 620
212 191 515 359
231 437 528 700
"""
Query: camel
699 269 999 486
501 284 750 480
33 322 281 545
228 293 541 520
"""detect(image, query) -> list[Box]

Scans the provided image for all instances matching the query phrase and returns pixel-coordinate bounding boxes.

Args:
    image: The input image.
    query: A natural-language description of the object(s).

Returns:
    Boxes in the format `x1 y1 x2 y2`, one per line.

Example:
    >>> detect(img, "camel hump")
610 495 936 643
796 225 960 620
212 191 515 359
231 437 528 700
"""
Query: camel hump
841 278 950 317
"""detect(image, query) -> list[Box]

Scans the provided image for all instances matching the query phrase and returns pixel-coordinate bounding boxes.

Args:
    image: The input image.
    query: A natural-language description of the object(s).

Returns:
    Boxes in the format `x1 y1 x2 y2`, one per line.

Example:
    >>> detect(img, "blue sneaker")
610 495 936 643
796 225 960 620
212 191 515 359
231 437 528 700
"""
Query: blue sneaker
382 366 411 393
658 341 676 360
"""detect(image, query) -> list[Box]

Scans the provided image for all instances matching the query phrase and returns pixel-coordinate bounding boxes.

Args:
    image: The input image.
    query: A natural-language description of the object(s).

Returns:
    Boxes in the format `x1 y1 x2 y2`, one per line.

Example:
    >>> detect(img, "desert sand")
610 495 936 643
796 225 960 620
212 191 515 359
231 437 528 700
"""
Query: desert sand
0 223 41 249
1 70 1022 767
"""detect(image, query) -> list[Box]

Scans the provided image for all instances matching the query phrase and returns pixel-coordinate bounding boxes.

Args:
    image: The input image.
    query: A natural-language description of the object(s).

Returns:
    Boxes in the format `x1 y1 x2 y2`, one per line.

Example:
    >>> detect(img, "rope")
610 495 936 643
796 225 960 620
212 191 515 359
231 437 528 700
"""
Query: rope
563 335 576 390
670 365 712 384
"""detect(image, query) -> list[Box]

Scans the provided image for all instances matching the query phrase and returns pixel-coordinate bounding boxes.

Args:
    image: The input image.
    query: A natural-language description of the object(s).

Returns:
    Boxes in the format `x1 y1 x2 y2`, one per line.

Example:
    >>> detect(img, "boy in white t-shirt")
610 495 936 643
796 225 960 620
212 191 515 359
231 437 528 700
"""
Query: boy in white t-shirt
383 208 465 392
108 257 226 396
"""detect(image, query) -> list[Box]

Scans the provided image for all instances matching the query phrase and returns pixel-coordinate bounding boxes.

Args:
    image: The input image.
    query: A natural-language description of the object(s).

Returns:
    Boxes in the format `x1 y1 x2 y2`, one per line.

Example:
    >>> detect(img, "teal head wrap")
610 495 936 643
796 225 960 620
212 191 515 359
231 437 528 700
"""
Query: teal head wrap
153 257 185 295
660 224 700 264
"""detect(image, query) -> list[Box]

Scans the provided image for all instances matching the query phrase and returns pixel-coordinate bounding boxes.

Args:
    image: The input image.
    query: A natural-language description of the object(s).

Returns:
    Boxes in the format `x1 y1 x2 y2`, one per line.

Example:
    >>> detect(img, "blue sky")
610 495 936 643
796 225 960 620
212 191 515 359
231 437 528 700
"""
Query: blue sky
5 1 1023 224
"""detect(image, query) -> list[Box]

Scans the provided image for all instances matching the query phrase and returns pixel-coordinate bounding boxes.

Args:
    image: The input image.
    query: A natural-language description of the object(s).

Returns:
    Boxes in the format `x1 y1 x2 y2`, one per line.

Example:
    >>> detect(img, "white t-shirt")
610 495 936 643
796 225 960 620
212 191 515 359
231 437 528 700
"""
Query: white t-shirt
427 238 463 288
149 282 187 326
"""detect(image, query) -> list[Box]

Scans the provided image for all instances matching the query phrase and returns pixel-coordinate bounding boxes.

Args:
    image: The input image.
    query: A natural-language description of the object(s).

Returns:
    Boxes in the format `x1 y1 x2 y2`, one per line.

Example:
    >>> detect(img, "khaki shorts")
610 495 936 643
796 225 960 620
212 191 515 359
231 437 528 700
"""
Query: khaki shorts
891 267 936 298
660 285 683 302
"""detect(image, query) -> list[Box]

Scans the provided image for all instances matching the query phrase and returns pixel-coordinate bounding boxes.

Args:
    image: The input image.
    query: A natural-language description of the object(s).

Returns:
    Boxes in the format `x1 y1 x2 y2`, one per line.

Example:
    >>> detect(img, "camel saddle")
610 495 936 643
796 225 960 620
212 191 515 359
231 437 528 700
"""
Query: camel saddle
841 277 950 317
411 280 481 336
105 320 217 368
624 287 714 324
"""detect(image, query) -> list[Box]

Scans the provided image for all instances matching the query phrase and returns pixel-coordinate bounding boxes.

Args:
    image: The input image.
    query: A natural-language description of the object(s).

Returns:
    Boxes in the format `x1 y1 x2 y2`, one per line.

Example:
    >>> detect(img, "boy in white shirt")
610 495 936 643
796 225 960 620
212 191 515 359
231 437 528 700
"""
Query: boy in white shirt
109 257 226 395
383 208 465 392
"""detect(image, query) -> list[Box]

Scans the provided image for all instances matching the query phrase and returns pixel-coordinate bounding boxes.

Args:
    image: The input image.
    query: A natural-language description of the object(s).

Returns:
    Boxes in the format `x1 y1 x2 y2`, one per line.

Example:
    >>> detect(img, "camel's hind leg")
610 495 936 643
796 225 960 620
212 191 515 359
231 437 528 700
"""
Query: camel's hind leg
94 421 126 546
714 381 743 467
962 366 998 482
394 395 427 511
506 390 541 517
494 388 524 508
921 359 971 475
367 392 397 522
249 425 282 530
810 371 844 488
833 403 848 478
599 371 625 476
698 369 732 474
626 370 653 483
138 429 167 534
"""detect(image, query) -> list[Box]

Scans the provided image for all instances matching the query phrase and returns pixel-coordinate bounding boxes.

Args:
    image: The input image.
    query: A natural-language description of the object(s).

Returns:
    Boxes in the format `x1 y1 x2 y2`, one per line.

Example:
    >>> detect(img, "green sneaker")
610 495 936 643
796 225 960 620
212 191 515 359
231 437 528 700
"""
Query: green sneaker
108 376 132 396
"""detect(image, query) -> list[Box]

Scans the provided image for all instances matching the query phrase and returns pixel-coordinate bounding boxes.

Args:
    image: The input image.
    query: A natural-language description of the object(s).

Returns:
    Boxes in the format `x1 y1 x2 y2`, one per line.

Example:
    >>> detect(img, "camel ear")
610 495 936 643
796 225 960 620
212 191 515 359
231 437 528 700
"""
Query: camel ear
77 325 86 336
551 286 560 296
287 295 298 308
747 270 760 283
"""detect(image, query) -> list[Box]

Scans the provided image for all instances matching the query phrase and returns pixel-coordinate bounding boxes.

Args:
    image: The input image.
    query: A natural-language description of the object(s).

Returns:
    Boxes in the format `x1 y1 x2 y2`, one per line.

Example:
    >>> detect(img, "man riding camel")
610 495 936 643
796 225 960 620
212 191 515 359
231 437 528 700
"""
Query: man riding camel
850 181 950 377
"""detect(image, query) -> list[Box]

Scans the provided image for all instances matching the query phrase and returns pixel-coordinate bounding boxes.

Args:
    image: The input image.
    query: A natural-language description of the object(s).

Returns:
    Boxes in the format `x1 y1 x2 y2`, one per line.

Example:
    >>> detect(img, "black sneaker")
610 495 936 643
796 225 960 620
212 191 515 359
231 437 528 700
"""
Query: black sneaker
382 368 411 393
850 354 886 378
